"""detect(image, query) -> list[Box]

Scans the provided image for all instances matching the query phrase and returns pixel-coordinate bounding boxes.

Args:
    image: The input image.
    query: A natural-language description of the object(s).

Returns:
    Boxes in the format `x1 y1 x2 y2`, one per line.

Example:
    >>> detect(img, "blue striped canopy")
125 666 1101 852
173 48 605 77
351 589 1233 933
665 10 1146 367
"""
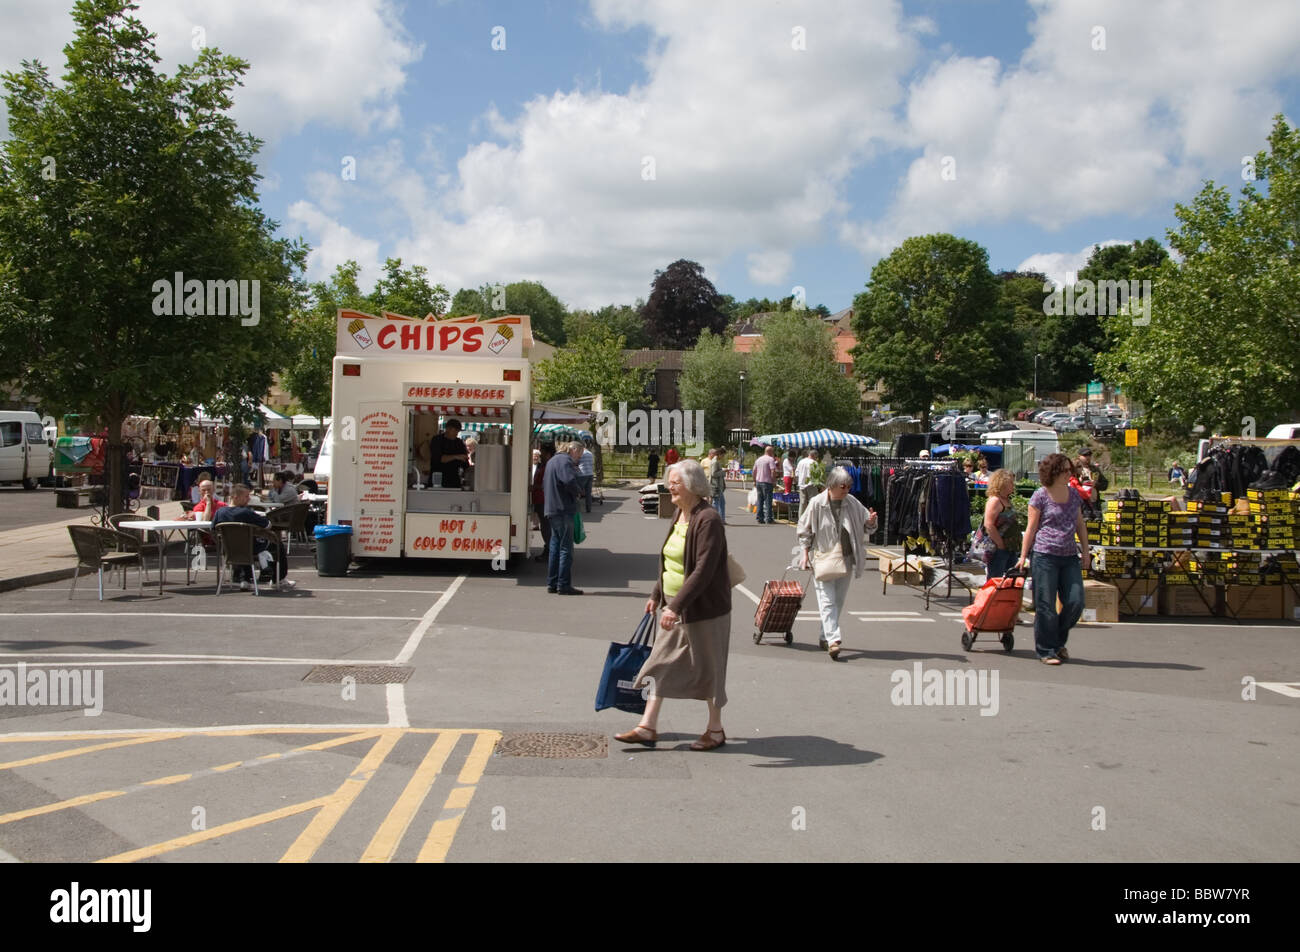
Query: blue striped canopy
754 429 878 450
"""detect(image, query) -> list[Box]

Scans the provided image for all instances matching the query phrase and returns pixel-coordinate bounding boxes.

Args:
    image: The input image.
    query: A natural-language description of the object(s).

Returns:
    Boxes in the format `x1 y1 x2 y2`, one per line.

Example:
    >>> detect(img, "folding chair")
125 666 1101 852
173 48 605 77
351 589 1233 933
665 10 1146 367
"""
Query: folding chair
68 525 146 600
267 502 310 556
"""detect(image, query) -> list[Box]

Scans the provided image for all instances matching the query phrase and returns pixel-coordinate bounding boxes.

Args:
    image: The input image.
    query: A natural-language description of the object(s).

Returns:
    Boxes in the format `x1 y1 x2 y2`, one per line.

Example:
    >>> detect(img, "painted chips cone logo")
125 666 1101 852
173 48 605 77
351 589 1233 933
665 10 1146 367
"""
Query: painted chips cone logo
487 323 513 354
348 317 373 349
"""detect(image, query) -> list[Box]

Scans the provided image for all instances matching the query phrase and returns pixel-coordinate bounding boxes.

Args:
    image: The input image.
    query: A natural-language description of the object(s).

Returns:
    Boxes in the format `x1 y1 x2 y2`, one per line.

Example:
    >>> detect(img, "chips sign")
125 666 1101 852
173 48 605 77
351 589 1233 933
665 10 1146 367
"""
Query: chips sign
337 310 528 358
1125 428 1138 447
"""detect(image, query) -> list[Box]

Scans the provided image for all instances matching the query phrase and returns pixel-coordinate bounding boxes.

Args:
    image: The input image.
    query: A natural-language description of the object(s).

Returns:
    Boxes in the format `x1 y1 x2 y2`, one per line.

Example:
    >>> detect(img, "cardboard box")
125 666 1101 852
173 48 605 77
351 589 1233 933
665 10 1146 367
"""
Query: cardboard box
880 553 928 585
1160 584 1218 616
1224 584 1283 619
1117 578 1159 616
1032 579 1119 623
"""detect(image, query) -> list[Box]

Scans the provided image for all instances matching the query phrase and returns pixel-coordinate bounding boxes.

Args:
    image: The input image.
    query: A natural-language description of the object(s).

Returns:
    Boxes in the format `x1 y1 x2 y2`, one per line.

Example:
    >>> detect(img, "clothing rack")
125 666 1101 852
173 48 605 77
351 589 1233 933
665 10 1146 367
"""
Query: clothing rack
879 460 971 608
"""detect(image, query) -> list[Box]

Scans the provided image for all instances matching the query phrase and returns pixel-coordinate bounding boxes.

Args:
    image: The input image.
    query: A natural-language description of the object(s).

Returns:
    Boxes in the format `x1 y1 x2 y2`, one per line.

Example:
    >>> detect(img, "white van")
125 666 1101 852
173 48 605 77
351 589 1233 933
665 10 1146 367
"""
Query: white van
0 411 54 489
309 422 332 495
1266 423 1300 440
983 427 1062 477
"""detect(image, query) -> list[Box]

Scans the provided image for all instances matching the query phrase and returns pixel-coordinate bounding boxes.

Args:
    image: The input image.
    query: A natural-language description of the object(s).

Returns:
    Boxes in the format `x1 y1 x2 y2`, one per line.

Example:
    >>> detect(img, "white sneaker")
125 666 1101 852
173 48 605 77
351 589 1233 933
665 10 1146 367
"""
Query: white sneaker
239 581 250 592
278 579 297 591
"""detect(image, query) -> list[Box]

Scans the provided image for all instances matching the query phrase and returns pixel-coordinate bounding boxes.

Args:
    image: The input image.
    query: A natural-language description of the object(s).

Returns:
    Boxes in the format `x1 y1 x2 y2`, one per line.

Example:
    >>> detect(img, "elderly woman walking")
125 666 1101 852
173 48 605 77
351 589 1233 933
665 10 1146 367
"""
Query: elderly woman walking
616 459 733 751
796 467 877 660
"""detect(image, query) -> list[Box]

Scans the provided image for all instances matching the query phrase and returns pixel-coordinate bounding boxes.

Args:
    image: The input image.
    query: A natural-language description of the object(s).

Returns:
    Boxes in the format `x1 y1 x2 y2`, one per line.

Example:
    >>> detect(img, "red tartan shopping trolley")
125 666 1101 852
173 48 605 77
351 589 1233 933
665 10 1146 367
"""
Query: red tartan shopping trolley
753 569 812 645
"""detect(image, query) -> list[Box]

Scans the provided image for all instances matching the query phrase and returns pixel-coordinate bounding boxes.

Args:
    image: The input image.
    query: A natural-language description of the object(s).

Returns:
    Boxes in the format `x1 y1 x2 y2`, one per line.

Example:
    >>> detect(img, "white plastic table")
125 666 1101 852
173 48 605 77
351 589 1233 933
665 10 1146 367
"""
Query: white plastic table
119 519 212 592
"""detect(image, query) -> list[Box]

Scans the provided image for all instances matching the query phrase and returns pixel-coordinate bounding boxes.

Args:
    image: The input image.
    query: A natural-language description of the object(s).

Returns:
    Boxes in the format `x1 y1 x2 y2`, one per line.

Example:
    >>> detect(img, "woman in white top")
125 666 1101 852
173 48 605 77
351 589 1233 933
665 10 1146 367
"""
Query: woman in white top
796 467 877 660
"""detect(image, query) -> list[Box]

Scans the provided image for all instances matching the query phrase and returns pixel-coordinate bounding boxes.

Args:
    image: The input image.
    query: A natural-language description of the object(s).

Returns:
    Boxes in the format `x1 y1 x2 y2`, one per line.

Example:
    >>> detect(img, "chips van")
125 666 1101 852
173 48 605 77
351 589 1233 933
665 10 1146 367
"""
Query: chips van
327 309 535 562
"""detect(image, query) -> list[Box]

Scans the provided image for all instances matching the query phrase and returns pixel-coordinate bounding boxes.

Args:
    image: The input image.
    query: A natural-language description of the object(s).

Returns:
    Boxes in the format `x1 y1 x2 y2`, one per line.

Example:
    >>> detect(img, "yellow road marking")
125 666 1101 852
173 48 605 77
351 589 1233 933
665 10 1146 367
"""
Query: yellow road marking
98 796 332 863
0 733 183 770
281 731 401 863
416 731 499 863
0 731 376 828
0 726 495 741
361 730 461 863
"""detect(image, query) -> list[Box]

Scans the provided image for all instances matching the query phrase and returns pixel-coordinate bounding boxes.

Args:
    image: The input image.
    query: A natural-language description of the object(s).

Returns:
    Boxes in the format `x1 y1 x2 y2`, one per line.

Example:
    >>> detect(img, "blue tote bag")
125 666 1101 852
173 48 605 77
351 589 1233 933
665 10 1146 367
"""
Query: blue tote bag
595 612 655 714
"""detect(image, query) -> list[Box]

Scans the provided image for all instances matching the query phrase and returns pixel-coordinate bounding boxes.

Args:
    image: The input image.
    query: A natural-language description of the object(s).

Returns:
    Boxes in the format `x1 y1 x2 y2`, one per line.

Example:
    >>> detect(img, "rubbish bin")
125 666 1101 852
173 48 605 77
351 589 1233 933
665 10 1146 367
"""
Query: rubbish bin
314 524 353 577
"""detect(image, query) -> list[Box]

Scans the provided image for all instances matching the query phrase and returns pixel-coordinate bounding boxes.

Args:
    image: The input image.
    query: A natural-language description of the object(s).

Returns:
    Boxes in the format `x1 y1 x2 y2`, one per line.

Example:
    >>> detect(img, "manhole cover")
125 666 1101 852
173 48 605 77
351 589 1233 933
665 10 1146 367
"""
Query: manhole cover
495 732 608 759
302 665 413 684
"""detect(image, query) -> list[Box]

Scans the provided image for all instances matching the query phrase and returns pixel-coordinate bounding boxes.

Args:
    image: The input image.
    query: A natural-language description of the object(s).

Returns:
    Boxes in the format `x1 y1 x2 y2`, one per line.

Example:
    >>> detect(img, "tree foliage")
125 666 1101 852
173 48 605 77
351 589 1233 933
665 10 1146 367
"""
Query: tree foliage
564 302 648 349
640 259 727 350
447 280 567 345
678 330 747 445
533 329 651 407
748 313 859 435
1096 116 1300 431
851 234 1002 426
0 0 306 510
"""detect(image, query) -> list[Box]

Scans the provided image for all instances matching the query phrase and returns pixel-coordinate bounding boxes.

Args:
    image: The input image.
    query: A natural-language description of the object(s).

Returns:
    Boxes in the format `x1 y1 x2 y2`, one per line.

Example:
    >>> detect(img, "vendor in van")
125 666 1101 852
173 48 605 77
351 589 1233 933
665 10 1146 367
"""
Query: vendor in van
429 418 471 488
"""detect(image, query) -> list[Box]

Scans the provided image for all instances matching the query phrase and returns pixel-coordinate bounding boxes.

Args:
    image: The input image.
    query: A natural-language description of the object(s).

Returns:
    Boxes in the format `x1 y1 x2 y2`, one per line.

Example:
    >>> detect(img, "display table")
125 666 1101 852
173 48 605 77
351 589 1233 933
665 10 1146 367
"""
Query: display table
119 519 212 592
1091 545 1300 622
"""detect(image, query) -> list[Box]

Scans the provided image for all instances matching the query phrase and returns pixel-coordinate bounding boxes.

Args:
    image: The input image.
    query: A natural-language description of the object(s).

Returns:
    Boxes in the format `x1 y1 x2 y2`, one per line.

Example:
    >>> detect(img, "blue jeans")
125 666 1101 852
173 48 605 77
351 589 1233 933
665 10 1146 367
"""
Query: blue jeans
756 482 774 523
1031 552 1083 658
985 548 1015 580
547 513 574 591
580 475 593 512
712 492 726 520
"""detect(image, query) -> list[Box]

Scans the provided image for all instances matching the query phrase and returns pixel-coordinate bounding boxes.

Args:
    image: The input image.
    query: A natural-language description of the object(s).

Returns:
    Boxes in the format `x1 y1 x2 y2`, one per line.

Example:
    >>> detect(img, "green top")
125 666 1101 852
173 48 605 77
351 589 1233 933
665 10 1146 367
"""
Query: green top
662 520 688 598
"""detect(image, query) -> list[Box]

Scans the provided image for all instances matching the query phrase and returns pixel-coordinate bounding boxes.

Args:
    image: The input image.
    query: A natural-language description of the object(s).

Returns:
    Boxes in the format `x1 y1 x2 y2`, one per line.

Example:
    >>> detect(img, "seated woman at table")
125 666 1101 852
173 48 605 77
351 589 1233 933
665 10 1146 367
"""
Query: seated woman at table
266 471 300 504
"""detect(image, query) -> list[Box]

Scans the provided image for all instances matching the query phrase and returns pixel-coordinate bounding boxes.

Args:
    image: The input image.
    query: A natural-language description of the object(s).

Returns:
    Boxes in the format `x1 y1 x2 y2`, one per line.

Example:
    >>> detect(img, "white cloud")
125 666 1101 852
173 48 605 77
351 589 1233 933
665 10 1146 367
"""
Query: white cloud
746 251 794 285
843 0 1300 261
1017 240 1129 289
0 0 420 141
286 201 383 286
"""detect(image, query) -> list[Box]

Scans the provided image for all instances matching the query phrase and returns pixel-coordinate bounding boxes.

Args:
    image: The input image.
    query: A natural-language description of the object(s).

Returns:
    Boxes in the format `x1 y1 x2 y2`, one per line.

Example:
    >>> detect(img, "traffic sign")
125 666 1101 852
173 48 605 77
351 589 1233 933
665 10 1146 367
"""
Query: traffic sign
1124 428 1138 447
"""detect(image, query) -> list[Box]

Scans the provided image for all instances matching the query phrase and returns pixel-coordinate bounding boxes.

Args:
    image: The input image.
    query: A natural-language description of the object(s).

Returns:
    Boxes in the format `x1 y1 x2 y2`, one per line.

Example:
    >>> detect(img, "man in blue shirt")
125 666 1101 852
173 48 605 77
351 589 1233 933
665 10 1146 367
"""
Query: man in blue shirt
213 484 288 591
543 442 584 595
578 443 595 513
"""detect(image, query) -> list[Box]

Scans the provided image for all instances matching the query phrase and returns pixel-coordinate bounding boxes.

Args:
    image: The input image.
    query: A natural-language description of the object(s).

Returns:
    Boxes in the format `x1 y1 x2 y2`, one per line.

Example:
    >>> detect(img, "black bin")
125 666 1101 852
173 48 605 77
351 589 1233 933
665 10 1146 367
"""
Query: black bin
314 524 353 577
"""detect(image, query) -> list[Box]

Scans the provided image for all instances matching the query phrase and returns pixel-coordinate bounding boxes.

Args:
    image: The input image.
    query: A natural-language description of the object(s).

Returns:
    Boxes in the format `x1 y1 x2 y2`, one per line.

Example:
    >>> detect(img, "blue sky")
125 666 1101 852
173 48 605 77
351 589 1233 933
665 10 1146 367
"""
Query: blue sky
4 0 1298 313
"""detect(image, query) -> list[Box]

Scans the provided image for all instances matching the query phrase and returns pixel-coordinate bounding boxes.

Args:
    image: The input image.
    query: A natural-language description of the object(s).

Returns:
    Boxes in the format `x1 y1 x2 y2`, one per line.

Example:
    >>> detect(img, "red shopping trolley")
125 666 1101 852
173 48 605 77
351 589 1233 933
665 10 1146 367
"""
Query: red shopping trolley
753 569 811 645
960 569 1025 652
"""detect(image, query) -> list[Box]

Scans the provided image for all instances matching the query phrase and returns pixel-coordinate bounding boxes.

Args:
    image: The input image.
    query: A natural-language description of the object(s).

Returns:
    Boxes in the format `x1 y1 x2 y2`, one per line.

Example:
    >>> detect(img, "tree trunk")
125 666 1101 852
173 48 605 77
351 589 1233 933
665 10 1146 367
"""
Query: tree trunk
105 403 126 517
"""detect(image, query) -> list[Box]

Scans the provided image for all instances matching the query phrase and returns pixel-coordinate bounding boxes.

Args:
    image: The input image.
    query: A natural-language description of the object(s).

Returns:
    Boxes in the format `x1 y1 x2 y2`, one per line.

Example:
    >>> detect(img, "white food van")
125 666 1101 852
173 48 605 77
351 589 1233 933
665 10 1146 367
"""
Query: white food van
0 410 54 488
326 309 534 562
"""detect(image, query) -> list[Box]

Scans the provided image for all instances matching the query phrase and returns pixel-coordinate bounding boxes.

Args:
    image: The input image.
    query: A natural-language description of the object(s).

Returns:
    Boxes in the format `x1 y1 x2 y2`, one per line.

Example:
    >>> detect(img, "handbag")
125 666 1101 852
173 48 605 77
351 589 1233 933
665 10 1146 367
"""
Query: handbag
812 548 847 581
970 524 996 557
573 509 586 544
595 612 656 714
727 553 746 587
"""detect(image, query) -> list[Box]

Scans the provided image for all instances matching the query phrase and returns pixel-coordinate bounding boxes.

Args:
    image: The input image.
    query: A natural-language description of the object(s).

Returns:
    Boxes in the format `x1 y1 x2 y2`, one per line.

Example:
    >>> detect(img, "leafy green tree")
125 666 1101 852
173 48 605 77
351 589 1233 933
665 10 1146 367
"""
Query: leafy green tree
447 286 488 317
564 303 647 349
446 280 566 344
748 313 859 435
0 0 306 511
678 330 747 445
369 258 449 318
281 261 366 422
641 259 728 349
534 330 650 406
851 234 1001 427
1096 116 1300 431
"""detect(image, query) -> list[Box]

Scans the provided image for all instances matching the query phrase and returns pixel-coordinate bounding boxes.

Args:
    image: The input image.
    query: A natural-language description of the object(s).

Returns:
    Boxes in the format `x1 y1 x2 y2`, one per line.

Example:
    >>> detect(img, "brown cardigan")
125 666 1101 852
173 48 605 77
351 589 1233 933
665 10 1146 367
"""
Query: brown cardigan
650 500 731 622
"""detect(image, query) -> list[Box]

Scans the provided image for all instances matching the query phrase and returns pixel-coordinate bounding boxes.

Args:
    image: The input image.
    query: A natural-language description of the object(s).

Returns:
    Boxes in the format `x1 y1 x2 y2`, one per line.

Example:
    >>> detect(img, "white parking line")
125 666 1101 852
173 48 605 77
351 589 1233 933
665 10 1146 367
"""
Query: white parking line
386 684 409 727
302 588 448 594
734 584 761 605
0 846 20 863
0 612 422 621
859 617 936 624
395 574 467 664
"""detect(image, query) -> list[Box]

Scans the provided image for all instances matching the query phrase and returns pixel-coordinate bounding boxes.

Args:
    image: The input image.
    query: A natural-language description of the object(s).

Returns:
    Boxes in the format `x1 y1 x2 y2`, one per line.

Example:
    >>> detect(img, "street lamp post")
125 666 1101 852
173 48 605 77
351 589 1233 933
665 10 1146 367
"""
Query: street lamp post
1033 353 1042 403
738 370 746 460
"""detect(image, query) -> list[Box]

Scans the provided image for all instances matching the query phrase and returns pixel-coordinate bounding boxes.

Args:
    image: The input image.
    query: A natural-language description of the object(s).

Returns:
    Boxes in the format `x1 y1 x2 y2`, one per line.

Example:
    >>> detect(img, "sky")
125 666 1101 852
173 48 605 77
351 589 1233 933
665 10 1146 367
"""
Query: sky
2 0 1298 314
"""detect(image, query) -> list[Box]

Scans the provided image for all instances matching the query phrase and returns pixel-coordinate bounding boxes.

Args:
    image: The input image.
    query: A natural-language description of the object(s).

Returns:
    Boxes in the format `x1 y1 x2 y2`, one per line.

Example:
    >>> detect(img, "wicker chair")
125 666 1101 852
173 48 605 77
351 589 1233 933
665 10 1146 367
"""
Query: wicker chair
267 502 311 556
213 522 281 595
68 525 146 599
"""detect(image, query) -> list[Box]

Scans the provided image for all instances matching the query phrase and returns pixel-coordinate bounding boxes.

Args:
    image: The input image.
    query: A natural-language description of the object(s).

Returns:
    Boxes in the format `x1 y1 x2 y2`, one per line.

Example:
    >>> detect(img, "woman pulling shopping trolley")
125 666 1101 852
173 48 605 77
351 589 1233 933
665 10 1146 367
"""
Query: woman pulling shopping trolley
796 467 877 661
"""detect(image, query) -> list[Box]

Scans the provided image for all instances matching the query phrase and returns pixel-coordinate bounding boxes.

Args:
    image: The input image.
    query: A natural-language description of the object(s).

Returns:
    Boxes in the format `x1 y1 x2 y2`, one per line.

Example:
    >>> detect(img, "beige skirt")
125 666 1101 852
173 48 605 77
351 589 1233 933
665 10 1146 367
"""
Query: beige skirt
635 611 731 707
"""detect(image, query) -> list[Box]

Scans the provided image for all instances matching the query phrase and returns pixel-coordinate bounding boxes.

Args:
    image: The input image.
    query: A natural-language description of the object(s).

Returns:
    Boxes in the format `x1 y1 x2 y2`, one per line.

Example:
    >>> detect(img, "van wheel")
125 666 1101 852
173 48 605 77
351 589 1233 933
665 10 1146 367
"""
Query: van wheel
22 477 37 490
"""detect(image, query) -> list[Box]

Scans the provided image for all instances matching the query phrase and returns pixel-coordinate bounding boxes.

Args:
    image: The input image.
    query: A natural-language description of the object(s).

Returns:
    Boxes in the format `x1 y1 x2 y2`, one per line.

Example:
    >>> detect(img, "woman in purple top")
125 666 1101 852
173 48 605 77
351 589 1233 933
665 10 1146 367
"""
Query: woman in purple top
1016 453 1091 664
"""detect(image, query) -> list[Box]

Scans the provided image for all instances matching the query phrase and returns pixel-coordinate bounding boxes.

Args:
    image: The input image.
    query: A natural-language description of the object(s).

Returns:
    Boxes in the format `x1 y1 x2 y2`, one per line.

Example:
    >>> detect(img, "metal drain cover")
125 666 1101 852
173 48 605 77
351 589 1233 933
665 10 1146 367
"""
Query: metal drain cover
495 732 608 759
302 665 413 684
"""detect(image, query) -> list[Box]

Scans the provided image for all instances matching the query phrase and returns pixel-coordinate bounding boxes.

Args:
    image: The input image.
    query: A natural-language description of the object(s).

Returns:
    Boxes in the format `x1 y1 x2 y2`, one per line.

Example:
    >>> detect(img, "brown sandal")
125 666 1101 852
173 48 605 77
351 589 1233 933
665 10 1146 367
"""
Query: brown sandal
614 725 657 748
690 728 726 751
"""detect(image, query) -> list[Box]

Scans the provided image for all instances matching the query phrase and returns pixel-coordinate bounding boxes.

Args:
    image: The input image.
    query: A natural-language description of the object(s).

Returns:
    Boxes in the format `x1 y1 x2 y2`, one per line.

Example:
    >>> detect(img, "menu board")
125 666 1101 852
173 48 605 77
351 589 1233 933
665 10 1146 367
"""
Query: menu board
355 407 402 556
404 513 509 561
